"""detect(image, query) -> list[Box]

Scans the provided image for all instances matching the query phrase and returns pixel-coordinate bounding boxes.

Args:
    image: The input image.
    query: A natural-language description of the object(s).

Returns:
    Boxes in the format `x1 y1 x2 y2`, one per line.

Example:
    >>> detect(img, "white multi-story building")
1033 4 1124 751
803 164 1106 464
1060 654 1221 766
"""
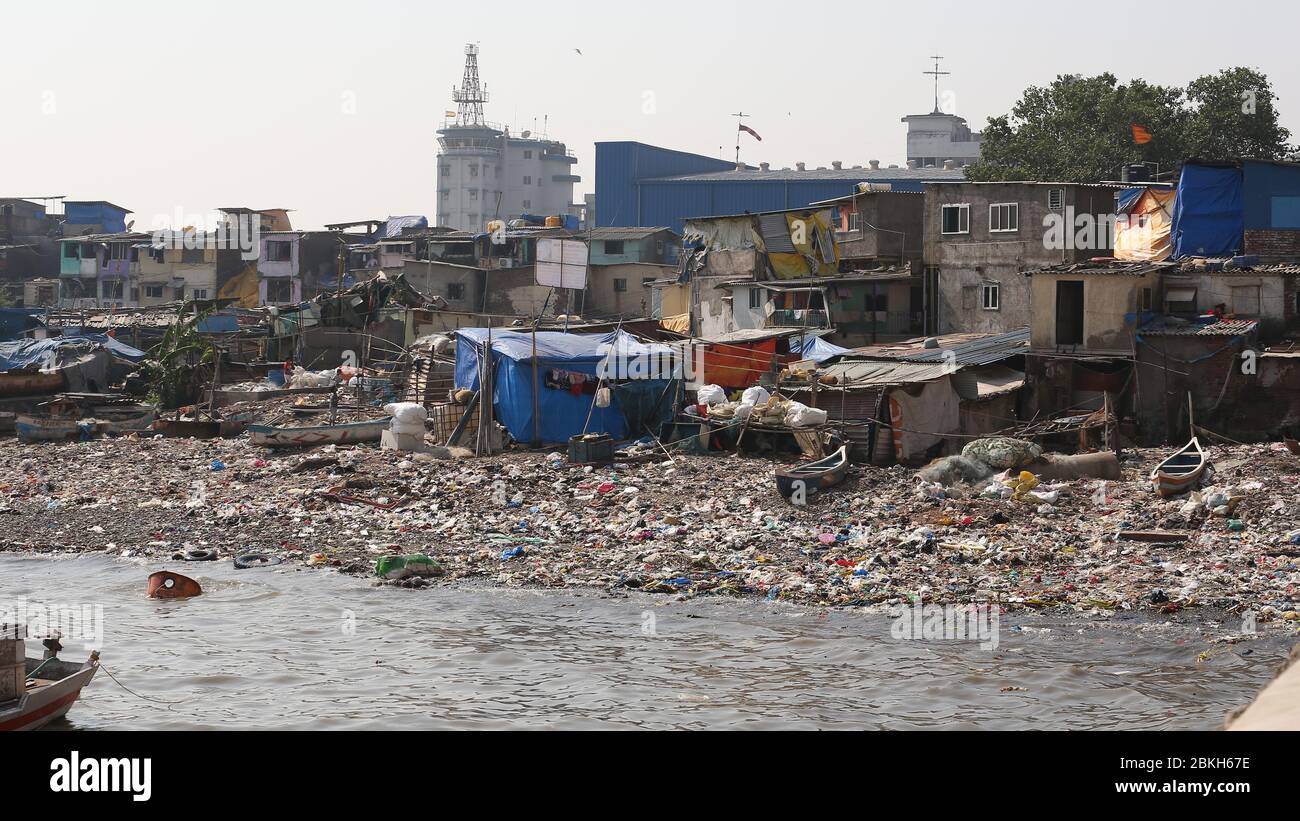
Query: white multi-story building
435 45 580 232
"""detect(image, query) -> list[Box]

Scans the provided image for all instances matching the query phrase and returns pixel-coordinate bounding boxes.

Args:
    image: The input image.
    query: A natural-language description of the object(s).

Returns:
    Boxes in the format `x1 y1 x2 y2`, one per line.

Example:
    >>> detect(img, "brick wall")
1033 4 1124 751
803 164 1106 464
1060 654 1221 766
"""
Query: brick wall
1245 229 1300 257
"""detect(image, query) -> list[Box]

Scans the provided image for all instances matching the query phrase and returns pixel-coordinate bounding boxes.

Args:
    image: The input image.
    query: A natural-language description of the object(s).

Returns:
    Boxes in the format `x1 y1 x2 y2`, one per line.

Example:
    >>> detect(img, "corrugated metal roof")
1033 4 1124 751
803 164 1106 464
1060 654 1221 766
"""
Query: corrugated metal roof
819 360 953 387
703 328 814 344
1025 261 1174 277
834 328 1030 367
951 365 1026 401
652 168 966 183
581 227 675 240
1140 319 1259 337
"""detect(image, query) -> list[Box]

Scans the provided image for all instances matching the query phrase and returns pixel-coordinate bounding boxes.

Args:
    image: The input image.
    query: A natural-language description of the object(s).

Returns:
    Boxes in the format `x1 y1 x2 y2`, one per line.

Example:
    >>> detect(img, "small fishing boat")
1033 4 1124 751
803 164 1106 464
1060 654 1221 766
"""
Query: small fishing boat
1151 437 1209 498
247 417 391 448
95 406 157 436
1 632 99 732
14 414 84 443
775 445 850 502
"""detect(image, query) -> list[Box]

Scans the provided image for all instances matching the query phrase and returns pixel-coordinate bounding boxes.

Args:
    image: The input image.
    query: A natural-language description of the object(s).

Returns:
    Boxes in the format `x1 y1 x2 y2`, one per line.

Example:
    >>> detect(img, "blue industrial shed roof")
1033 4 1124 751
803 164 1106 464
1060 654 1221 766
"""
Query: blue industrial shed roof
647 167 966 183
595 141 964 232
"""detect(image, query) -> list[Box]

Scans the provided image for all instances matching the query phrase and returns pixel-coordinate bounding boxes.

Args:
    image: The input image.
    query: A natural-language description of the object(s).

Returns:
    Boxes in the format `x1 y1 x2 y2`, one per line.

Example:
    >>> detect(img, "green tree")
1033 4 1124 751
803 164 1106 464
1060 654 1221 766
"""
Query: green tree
1183 67 1293 160
967 68 1292 183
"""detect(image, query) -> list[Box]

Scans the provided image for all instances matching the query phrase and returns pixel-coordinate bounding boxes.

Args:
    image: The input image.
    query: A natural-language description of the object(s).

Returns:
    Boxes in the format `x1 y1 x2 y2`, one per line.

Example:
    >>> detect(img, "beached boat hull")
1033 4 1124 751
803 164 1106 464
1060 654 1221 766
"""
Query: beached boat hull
247 418 391 448
14 415 83 443
96 408 157 436
1151 437 1208 498
0 653 99 732
0 371 67 399
775 445 850 501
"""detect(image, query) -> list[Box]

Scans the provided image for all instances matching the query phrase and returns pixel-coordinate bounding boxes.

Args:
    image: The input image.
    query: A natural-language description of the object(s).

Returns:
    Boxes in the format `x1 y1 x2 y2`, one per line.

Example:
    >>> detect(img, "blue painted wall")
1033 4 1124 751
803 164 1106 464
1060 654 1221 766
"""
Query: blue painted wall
64 202 130 233
1242 160 1300 229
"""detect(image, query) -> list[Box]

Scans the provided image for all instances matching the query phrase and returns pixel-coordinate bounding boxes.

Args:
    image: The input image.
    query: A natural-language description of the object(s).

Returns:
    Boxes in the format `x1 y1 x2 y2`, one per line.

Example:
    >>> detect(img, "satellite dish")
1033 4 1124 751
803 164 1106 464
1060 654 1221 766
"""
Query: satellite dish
521 130 531 138
125 220 135 231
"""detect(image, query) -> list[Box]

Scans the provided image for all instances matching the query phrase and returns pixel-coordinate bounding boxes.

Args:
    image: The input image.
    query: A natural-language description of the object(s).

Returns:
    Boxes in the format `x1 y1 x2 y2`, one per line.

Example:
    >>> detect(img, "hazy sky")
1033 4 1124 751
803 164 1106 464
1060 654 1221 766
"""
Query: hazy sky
3 0 1296 229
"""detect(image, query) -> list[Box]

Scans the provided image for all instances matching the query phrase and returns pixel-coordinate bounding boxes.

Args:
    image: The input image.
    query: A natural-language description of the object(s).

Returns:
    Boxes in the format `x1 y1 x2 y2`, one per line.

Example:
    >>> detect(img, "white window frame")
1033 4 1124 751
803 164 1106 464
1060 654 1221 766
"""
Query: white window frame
749 287 763 309
981 281 1000 311
847 212 862 232
144 285 164 299
941 204 970 235
988 202 1019 233
1048 188 1065 211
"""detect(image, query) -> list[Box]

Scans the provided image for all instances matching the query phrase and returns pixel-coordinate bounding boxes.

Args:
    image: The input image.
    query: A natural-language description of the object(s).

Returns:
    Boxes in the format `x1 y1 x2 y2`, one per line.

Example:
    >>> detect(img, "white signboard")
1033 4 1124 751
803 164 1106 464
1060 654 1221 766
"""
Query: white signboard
535 238 589 290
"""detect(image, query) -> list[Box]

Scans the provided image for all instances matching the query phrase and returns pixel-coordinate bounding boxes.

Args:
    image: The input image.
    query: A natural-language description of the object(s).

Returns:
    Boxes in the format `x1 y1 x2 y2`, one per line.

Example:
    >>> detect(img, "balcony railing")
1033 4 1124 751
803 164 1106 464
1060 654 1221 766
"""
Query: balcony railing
766 309 830 329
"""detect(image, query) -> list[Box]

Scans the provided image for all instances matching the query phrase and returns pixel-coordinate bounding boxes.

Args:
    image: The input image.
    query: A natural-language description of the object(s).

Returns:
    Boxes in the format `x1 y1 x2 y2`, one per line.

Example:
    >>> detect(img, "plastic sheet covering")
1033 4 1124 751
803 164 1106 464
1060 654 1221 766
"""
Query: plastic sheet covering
612 379 678 439
788 333 849 363
452 328 682 444
382 215 428 239
0 334 144 371
660 313 690 334
1114 188 1175 262
218 263 261 308
1172 164 1244 258
888 377 959 462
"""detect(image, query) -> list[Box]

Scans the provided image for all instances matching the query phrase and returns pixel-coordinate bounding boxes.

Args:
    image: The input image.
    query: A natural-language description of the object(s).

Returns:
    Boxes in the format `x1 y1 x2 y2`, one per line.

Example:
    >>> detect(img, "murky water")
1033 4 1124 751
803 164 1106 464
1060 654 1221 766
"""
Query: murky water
1 553 1288 730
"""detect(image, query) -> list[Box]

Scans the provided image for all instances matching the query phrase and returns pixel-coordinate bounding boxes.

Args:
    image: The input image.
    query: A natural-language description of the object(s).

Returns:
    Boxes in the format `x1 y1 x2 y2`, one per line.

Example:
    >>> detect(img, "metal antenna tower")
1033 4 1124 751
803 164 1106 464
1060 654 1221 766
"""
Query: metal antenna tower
923 55 949 114
452 43 489 125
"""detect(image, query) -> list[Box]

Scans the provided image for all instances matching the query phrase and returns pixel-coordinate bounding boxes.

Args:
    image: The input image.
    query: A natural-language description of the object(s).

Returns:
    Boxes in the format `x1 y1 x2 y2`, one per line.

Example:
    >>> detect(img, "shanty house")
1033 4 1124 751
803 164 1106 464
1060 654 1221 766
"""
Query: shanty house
924 181 1129 335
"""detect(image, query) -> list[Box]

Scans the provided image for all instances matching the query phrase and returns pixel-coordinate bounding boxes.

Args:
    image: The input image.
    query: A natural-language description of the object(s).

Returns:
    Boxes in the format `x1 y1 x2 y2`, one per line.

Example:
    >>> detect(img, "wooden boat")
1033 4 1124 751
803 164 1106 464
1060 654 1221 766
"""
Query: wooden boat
247 417 391 448
14 414 83 443
1285 438 1300 456
1151 437 1209 498
1 633 99 731
0 370 66 399
775 445 850 502
95 406 157 436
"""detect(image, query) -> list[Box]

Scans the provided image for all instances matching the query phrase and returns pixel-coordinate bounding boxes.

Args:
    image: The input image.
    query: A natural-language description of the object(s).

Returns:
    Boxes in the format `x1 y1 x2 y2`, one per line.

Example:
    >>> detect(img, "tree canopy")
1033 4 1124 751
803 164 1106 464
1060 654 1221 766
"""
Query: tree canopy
965 68 1294 183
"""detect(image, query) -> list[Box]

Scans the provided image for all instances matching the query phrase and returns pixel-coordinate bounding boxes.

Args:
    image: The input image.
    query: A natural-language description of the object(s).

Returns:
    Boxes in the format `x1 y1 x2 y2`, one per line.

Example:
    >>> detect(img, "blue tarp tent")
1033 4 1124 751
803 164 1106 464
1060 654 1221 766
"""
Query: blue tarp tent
454 328 679 444
1172 164 1244 258
54 331 147 363
0 334 145 372
788 333 849 363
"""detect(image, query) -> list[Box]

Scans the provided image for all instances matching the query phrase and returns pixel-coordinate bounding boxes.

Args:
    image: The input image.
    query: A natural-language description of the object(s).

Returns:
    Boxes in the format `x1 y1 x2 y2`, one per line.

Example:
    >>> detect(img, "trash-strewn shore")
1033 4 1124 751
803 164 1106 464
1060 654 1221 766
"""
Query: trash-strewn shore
2 435 1299 626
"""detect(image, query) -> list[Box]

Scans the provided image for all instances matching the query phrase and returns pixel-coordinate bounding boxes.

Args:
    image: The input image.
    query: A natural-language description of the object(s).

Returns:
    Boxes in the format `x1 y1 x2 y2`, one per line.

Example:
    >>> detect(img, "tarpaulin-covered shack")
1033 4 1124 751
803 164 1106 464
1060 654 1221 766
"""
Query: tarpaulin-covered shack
454 328 680 444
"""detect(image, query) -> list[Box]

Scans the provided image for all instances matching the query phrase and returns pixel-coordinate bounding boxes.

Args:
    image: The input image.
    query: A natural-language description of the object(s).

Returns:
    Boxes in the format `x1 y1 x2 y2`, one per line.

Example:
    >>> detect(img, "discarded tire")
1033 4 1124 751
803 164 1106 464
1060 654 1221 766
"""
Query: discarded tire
234 553 283 570
177 549 218 562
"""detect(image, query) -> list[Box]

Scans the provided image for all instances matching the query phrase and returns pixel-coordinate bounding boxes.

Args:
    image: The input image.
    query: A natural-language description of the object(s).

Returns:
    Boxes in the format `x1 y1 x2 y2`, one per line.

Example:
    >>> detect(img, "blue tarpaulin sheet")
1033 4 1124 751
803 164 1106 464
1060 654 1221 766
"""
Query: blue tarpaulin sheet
381 215 428 239
788 333 849 363
1117 188 1146 213
454 329 679 444
4 332 147 368
1173 164 1244 258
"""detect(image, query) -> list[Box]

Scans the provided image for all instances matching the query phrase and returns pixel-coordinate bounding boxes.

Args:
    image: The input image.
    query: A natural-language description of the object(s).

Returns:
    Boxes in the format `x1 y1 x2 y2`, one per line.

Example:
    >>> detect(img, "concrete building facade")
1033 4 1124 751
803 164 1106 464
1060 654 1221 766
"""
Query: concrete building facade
900 112 982 168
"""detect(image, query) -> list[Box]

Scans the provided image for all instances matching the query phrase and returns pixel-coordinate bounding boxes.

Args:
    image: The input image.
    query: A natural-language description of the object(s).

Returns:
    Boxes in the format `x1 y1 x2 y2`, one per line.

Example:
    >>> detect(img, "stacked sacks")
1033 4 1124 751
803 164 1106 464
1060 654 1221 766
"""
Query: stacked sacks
385 402 428 436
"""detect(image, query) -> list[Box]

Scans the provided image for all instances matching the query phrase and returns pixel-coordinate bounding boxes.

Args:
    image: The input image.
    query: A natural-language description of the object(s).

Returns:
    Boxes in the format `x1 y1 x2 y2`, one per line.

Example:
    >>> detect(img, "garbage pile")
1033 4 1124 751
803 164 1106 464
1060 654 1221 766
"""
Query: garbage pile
690 385 828 428
0 435 1297 625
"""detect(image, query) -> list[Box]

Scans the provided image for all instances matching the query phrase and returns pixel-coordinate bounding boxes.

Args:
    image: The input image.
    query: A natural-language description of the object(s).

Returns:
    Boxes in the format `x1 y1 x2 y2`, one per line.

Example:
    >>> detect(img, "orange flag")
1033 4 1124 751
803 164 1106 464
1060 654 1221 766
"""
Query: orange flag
1131 123 1154 145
